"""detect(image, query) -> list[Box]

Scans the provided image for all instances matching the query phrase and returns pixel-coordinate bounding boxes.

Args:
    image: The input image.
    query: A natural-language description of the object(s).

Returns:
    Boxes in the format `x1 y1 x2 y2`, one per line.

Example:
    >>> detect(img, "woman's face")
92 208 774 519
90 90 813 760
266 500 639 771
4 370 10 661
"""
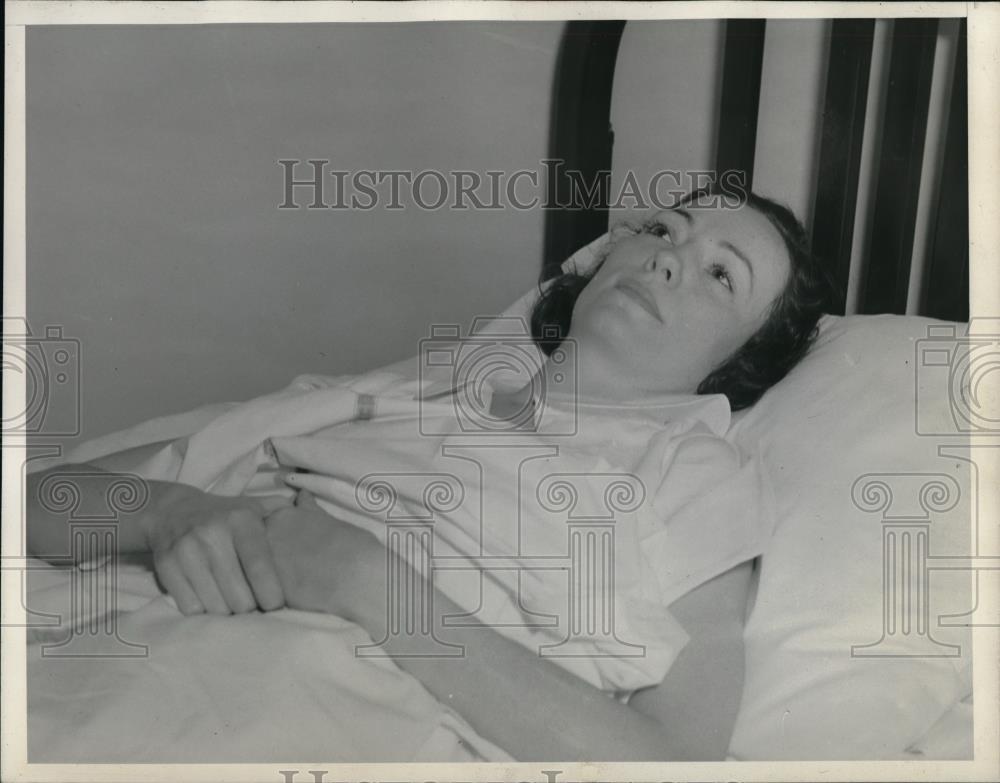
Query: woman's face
568 203 792 398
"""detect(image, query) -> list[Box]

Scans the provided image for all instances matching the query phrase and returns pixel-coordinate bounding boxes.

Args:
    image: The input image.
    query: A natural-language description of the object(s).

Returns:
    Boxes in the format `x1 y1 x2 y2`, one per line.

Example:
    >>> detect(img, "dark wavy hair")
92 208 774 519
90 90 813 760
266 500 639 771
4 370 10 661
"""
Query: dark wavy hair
529 188 834 411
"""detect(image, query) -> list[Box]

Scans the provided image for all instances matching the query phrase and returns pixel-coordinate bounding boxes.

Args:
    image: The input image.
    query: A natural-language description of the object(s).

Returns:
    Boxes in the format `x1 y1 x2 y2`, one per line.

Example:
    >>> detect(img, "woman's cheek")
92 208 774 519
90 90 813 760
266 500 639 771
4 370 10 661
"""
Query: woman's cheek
569 285 611 334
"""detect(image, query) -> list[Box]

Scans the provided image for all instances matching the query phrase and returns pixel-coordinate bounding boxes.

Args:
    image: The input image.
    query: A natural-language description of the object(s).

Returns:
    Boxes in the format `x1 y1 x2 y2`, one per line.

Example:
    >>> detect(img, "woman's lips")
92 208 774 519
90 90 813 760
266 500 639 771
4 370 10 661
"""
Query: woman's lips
614 278 662 322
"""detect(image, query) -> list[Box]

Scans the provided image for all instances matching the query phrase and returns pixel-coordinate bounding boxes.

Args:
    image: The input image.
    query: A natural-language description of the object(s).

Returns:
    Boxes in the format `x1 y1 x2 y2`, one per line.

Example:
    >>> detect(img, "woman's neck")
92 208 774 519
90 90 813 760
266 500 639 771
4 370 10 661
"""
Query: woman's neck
538 348 663 406
488 344 689 414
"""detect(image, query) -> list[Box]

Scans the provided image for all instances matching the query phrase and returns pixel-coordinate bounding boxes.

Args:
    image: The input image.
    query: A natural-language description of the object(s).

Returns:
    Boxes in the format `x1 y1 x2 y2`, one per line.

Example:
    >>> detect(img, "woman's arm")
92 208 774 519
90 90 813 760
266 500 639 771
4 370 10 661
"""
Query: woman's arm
627 560 751 759
267 492 751 761
26 462 197 560
26 463 284 615
353 560 749 761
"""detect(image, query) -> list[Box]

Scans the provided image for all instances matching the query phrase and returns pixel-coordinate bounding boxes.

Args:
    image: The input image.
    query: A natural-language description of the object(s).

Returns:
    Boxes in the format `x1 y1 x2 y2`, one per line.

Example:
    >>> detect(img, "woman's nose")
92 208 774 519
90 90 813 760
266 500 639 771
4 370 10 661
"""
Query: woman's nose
646 250 682 287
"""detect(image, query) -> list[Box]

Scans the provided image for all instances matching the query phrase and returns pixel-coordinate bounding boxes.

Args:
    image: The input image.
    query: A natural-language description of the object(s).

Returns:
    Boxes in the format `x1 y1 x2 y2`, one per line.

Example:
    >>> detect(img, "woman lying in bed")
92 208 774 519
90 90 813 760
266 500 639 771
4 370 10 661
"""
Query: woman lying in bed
27 187 831 761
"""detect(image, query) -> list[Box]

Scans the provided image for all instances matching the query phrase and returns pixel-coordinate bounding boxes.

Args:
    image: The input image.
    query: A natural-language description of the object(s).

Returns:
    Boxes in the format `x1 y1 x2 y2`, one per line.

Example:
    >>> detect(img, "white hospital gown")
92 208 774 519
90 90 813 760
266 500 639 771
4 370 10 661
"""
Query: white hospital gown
69 368 772 694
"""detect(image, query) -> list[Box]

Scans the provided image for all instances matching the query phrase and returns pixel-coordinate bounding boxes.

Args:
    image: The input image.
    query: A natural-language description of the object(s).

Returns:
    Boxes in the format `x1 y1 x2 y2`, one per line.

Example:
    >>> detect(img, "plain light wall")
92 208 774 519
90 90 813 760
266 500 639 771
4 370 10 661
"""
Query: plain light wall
610 20 726 226
27 23 563 446
610 19 829 234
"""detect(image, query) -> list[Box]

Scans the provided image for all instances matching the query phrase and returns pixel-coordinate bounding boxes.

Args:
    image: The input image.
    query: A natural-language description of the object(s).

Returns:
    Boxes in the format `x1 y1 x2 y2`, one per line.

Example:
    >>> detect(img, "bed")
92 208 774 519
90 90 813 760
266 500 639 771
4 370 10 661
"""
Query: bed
20 14 984 765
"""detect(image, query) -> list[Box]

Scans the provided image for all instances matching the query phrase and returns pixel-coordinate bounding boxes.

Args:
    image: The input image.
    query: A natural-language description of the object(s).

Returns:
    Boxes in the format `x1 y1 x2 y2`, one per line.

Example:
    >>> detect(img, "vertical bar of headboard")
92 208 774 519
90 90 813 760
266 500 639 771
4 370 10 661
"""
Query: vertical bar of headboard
922 19 969 322
542 20 626 279
811 20 875 315
843 20 892 315
715 20 766 191
858 18 938 315
905 18 963 316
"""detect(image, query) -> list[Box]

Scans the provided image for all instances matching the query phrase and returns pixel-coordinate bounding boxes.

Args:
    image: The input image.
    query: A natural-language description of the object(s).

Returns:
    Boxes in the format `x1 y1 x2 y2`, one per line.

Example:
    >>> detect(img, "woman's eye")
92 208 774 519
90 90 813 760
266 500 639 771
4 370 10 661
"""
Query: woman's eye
709 263 734 292
644 221 673 241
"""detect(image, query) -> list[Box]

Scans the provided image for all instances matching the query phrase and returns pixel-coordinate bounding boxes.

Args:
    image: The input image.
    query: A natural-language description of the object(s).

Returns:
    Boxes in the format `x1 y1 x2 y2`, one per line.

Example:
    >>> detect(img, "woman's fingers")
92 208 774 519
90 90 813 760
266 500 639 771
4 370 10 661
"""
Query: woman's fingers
149 489 291 616
200 528 259 614
154 553 205 616
174 536 232 615
154 510 285 615
232 523 285 611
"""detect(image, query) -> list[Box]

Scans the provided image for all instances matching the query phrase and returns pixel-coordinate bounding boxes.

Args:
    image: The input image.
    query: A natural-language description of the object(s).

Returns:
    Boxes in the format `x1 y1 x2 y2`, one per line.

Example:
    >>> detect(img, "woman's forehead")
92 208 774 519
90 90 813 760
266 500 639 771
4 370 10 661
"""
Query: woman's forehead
680 204 785 251
671 202 775 235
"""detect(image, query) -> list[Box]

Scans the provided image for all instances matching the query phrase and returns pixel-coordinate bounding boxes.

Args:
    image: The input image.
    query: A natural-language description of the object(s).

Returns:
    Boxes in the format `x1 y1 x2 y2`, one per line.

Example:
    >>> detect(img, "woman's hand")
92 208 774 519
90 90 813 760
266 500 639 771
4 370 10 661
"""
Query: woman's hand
264 490 384 620
147 484 286 616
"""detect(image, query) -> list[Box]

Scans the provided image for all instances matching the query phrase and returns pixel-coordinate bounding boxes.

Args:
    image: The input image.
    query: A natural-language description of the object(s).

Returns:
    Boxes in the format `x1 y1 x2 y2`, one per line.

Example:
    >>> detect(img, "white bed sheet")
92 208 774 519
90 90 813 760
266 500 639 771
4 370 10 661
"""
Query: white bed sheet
26 559 511 763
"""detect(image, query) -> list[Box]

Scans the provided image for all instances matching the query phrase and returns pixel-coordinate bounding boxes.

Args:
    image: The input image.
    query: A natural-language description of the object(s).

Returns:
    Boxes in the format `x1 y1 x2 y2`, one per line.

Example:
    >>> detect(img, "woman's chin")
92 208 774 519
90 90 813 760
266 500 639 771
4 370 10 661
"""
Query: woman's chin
574 302 657 345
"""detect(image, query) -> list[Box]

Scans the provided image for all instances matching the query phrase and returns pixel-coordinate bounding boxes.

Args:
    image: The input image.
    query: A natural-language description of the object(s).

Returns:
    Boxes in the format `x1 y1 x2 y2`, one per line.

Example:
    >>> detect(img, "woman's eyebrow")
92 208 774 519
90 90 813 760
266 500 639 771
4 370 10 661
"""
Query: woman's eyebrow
673 208 694 226
720 240 755 293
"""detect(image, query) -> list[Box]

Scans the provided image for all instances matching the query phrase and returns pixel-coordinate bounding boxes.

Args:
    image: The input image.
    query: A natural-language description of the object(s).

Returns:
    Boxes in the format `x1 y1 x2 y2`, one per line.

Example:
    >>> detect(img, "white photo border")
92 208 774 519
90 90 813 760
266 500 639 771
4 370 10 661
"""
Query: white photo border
3 2 997 782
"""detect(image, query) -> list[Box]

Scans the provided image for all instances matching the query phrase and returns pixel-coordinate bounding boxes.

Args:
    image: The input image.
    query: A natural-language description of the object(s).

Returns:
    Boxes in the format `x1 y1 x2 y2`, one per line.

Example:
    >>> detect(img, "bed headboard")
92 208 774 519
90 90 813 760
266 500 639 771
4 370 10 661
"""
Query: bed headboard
544 18 969 323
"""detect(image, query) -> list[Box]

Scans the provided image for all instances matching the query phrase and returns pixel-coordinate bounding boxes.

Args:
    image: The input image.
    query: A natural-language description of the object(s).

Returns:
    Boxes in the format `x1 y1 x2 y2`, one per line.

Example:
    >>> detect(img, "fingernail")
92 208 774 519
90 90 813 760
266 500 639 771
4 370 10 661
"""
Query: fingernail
283 472 298 485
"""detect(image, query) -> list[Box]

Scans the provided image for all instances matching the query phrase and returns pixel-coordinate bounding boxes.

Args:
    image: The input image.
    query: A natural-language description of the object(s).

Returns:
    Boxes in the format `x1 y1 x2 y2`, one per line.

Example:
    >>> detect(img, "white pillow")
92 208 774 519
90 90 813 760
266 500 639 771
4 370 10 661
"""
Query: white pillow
727 314 974 759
